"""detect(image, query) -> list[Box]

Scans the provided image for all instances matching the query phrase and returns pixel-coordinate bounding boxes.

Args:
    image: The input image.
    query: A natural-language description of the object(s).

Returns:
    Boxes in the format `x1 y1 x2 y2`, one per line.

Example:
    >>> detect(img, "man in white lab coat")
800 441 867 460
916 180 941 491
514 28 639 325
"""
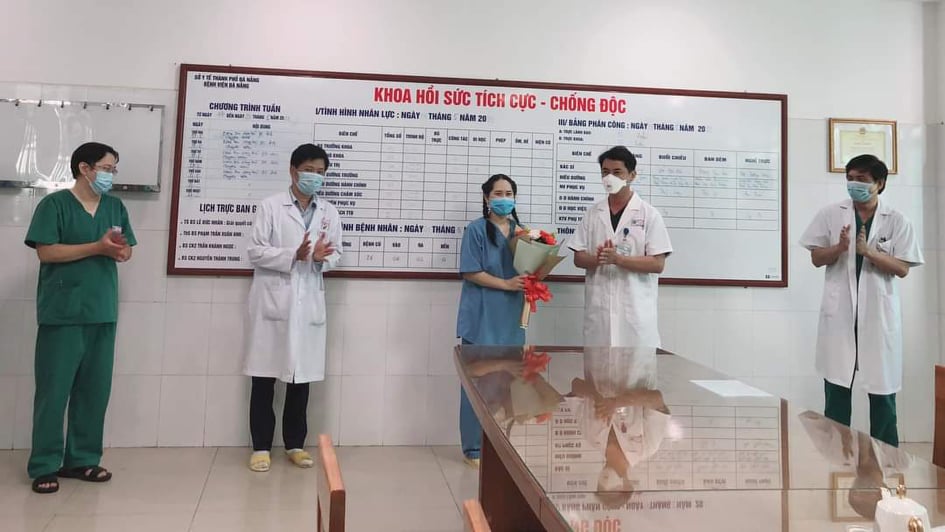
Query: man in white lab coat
567 347 669 503
243 144 342 472
569 146 673 347
799 154 923 447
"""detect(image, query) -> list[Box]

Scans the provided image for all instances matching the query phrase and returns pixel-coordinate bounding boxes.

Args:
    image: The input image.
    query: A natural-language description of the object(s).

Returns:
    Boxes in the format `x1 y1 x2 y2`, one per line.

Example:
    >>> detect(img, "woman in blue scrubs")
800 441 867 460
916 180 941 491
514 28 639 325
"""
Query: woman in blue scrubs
456 174 527 466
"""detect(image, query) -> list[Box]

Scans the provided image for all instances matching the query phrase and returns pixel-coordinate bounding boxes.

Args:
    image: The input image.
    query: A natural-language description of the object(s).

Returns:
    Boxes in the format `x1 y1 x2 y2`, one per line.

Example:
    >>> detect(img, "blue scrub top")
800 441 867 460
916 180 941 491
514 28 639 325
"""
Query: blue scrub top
456 217 526 345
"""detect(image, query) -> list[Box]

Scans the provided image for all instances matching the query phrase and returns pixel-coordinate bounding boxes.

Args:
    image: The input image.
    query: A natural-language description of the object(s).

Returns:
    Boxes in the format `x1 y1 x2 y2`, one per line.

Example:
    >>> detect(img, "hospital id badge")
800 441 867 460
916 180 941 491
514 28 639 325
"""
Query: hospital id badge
616 227 633 256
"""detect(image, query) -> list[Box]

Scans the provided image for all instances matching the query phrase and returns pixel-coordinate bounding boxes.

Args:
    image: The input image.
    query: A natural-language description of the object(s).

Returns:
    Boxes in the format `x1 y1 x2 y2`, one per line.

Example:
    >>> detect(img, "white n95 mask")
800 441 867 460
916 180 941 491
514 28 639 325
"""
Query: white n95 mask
597 465 630 491
602 174 627 194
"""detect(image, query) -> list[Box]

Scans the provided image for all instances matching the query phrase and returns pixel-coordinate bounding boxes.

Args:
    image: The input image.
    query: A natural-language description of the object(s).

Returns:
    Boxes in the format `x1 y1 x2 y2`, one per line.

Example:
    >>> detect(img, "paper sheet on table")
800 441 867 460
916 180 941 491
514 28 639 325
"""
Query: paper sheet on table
690 379 772 398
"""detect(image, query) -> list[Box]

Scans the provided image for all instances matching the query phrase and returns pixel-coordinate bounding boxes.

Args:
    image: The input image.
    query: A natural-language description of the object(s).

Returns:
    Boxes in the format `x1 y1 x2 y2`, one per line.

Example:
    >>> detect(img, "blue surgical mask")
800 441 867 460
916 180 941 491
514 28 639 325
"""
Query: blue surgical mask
297 172 324 196
847 181 873 203
88 171 113 195
489 197 515 216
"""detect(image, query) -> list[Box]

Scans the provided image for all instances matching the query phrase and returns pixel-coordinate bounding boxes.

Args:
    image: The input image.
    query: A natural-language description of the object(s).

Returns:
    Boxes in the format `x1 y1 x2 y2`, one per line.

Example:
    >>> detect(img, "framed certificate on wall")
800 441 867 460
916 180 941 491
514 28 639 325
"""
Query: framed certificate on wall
829 118 898 174
830 471 905 522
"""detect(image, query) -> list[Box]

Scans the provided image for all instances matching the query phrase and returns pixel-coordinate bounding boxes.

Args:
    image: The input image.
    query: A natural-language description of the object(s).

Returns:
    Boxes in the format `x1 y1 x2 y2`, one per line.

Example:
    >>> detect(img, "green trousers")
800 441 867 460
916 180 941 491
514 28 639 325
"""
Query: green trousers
28 323 116 479
824 379 898 447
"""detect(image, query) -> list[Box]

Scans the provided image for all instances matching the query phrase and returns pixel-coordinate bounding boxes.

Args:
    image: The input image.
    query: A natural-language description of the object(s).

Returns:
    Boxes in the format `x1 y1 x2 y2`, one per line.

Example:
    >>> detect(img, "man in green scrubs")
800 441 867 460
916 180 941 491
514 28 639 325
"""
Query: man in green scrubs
24 142 136 493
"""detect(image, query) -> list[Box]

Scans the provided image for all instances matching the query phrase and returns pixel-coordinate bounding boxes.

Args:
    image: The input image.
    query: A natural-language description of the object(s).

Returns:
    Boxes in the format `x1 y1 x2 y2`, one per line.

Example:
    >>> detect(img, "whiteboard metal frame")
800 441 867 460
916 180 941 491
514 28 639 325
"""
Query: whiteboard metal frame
170 63 788 287
0 98 164 192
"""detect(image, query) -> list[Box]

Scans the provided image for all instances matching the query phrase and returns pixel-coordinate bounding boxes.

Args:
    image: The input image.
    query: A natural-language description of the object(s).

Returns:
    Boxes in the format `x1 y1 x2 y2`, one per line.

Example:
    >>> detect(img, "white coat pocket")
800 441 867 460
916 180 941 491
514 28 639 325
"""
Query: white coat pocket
880 294 899 333
304 275 327 326
260 279 291 321
310 295 326 326
821 286 841 317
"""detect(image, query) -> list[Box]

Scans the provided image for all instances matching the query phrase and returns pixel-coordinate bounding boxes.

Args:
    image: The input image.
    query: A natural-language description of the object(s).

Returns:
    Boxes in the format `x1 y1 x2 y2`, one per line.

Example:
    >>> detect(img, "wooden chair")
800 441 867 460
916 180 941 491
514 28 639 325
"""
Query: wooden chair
463 499 492 532
317 434 346 532
934 365 945 468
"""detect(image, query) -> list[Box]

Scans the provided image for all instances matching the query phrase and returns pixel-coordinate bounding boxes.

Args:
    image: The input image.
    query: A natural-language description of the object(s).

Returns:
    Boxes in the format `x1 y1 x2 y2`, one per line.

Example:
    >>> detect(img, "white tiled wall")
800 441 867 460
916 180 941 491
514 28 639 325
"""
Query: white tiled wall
0 128 940 450
0 0 941 450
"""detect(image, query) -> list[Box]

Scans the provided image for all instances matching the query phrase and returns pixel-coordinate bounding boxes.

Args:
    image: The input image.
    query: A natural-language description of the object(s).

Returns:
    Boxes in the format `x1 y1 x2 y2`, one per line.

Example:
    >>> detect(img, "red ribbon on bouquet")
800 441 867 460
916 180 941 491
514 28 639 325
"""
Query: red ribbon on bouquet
522 346 551 382
520 274 552 329
523 274 552 312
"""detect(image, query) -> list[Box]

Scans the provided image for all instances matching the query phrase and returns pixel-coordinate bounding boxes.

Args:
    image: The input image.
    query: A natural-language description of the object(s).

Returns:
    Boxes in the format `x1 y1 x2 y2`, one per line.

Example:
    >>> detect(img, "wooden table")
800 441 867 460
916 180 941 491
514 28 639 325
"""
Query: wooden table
455 345 945 531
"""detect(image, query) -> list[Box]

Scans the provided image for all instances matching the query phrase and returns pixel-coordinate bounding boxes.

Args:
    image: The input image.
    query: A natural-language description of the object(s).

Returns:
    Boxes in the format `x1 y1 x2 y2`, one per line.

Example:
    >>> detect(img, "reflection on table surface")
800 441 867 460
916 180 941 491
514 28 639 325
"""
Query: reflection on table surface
455 345 945 531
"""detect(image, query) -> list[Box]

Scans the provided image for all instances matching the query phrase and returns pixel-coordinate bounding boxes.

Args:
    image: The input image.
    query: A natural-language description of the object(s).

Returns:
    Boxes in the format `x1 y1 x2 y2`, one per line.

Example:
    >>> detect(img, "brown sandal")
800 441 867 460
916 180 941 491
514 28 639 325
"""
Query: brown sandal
58 465 112 483
31 475 59 494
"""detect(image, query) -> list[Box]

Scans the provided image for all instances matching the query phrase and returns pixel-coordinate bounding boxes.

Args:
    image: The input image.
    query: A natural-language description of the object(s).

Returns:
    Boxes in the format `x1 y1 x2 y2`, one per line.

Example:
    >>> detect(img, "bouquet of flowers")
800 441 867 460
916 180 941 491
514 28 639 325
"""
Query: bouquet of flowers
509 227 566 329
497 347 560 426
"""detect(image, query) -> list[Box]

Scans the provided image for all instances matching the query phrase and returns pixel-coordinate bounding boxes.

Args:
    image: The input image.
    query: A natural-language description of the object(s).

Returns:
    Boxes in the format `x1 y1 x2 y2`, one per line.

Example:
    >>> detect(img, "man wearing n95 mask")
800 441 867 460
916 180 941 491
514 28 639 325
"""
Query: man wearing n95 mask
569 146 673 348
244 143 342 472
567 347 669 507
799 154 923 447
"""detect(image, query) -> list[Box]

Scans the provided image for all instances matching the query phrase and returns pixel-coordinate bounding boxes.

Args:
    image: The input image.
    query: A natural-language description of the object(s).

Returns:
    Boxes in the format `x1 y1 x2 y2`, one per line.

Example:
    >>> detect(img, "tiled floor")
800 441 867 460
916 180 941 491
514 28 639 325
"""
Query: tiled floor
0 446 480 532
1 443 934 532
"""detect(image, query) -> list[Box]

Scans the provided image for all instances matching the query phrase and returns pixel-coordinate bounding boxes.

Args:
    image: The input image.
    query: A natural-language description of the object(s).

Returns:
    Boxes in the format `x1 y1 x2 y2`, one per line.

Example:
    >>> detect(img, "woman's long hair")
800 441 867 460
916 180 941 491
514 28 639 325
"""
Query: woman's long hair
481 174 522 246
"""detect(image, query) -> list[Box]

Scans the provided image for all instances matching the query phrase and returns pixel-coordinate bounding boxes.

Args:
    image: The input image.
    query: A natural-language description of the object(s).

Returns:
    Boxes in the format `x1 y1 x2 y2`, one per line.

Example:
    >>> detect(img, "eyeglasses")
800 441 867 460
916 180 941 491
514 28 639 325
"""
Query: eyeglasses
94 165 119 175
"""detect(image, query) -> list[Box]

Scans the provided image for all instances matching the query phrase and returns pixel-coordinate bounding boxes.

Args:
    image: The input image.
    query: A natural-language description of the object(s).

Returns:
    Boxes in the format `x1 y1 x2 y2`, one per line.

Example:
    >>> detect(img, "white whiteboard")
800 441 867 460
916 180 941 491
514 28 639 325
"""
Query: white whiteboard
170 65 786 286
0 98 164 191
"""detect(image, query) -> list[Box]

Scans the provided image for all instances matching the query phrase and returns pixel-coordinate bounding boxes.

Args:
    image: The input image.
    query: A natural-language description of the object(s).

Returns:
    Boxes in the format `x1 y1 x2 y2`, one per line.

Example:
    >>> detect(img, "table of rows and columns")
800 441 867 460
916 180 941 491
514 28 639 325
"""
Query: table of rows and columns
555 143 780 231
315 124 555 270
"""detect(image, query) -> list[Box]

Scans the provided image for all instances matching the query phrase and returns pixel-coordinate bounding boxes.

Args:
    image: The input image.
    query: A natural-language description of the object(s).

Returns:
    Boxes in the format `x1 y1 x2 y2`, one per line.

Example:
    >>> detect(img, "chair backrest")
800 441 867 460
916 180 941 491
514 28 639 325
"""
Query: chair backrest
463 499 491 532
317 434 346 532
934 365 945 468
